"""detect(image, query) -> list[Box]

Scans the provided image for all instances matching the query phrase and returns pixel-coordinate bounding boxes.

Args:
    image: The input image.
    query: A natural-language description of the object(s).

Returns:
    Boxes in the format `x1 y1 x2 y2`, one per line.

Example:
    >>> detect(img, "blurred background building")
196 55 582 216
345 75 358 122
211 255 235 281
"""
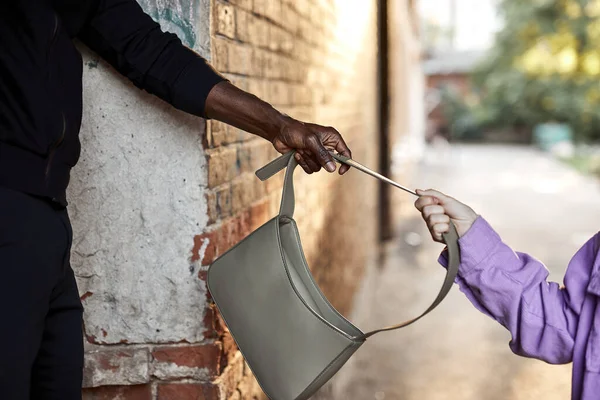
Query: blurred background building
71 1 600 399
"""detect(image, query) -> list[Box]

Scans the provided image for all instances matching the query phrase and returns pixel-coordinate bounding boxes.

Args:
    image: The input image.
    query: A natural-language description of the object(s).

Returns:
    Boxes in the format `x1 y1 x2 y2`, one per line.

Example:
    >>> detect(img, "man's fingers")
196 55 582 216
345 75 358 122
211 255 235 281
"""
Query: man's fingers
306 135 336 172
337 147 352 175
299 150 321 173
294 153 312 174
332 131 352 175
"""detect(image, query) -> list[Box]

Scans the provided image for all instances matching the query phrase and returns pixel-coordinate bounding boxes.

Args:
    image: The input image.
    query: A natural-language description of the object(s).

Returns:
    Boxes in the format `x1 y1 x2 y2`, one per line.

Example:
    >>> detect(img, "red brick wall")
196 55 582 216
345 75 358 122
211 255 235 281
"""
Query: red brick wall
201 0 379 398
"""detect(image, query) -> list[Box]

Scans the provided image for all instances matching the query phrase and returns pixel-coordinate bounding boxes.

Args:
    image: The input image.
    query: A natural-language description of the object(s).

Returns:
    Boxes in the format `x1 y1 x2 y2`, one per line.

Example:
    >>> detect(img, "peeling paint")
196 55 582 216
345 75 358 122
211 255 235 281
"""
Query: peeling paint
138 0 203 48
191 234 210 263
72 43 211 344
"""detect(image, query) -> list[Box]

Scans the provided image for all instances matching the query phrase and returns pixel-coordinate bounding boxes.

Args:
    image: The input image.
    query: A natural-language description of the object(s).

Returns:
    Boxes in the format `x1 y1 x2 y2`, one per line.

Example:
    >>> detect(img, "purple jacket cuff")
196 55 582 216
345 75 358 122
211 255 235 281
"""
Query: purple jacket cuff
438 216 502 276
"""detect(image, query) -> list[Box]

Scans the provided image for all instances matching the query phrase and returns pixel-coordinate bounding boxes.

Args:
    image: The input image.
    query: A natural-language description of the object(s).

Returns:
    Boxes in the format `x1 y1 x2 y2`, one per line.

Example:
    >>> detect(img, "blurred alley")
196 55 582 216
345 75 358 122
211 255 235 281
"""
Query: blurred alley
326 142 600 400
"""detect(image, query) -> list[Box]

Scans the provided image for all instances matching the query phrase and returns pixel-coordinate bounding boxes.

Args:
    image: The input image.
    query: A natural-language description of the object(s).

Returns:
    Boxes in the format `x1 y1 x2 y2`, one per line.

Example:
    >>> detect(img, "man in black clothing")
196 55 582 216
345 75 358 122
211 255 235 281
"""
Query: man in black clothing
0 1 352 398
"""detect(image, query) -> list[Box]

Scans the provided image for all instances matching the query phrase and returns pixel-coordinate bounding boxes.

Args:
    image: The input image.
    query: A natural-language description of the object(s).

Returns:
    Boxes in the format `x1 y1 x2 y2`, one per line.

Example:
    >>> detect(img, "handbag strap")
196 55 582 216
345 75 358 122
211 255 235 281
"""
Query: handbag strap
255 150 460 340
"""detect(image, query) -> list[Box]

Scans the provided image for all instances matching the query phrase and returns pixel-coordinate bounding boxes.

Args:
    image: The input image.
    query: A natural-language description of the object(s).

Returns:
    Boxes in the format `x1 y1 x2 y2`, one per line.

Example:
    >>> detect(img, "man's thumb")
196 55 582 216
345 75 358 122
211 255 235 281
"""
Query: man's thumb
307 136 335 172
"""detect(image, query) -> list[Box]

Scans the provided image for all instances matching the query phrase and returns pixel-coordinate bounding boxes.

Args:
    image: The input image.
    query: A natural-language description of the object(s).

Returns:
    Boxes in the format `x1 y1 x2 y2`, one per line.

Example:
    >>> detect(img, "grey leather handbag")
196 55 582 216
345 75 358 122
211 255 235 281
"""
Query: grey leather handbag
207 150 460 400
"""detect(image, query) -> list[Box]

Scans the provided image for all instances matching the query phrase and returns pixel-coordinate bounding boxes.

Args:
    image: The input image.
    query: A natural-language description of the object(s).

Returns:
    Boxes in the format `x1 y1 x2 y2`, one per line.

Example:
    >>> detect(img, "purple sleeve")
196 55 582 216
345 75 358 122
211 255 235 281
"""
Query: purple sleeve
439 217 596 364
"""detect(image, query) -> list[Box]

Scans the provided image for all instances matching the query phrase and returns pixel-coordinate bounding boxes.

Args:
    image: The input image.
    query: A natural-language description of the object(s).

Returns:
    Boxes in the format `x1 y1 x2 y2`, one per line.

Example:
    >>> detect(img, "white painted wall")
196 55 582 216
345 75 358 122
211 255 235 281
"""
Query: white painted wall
68 0 213 344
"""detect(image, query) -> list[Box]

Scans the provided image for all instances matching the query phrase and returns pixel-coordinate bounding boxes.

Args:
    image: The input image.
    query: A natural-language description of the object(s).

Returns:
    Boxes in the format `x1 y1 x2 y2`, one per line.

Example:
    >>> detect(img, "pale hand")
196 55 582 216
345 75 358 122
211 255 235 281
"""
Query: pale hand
414 189 478 243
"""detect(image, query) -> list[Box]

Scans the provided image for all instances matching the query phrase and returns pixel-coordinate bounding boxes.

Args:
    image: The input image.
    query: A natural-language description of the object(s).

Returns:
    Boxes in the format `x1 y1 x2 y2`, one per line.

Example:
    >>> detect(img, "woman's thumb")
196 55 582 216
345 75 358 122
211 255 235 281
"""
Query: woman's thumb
416 189 450 203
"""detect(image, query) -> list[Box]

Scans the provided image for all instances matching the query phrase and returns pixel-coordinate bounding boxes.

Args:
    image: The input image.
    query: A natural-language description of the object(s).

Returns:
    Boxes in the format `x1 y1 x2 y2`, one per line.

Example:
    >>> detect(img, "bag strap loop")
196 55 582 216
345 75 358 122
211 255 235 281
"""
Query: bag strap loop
255 150 460 339
255 150 298 219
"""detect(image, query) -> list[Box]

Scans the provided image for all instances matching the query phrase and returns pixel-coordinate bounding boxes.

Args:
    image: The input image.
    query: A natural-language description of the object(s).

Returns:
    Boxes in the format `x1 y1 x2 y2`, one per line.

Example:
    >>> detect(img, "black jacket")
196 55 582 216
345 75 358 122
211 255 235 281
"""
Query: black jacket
0 0 225 206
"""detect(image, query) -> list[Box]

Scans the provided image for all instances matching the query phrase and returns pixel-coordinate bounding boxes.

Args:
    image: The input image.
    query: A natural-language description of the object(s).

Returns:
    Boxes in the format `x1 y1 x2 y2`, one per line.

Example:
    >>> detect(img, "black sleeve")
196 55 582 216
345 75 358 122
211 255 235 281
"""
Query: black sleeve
77 0 226 118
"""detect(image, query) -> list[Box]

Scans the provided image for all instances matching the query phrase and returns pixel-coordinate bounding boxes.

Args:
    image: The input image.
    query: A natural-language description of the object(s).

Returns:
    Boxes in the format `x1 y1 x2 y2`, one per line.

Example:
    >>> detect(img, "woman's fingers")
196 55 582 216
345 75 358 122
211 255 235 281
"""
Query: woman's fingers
421 204 445 222
414 202 451 243
414 195 439 211
426 213 450 241
426 212 450 228
415 189 478 240
431 223 450 242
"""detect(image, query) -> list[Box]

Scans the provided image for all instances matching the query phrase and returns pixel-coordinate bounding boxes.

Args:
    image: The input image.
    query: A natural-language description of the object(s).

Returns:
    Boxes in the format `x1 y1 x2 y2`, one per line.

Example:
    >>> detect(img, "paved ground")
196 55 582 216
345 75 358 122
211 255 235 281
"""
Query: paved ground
323 143 600 400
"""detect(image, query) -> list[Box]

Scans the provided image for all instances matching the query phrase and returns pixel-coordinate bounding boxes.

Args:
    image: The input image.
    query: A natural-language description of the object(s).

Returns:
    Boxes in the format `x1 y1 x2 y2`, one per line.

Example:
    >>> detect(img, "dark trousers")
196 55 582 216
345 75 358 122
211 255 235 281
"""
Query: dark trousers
0 186 83 399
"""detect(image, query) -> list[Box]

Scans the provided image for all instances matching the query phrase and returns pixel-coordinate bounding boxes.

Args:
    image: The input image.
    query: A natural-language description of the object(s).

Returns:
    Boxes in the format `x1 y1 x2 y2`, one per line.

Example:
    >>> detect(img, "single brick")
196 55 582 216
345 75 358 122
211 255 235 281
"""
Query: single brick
215 2 235 39
235 8 250 43
151 343 222 380
228 42 253 75
210 120 239 147
207 147 238 188
83 348 149 388
157 383 219 400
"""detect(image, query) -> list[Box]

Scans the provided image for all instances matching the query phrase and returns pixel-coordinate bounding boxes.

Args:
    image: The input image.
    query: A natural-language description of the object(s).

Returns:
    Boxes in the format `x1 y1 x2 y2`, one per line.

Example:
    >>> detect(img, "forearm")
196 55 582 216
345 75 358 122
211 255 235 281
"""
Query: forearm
440 217 580 363
205 81 291 142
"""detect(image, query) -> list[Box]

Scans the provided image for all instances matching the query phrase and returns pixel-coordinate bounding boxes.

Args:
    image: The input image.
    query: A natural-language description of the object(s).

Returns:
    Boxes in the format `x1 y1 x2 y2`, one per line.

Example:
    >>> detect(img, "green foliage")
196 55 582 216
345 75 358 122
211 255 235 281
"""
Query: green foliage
452 0 600 141
439 86 487 141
